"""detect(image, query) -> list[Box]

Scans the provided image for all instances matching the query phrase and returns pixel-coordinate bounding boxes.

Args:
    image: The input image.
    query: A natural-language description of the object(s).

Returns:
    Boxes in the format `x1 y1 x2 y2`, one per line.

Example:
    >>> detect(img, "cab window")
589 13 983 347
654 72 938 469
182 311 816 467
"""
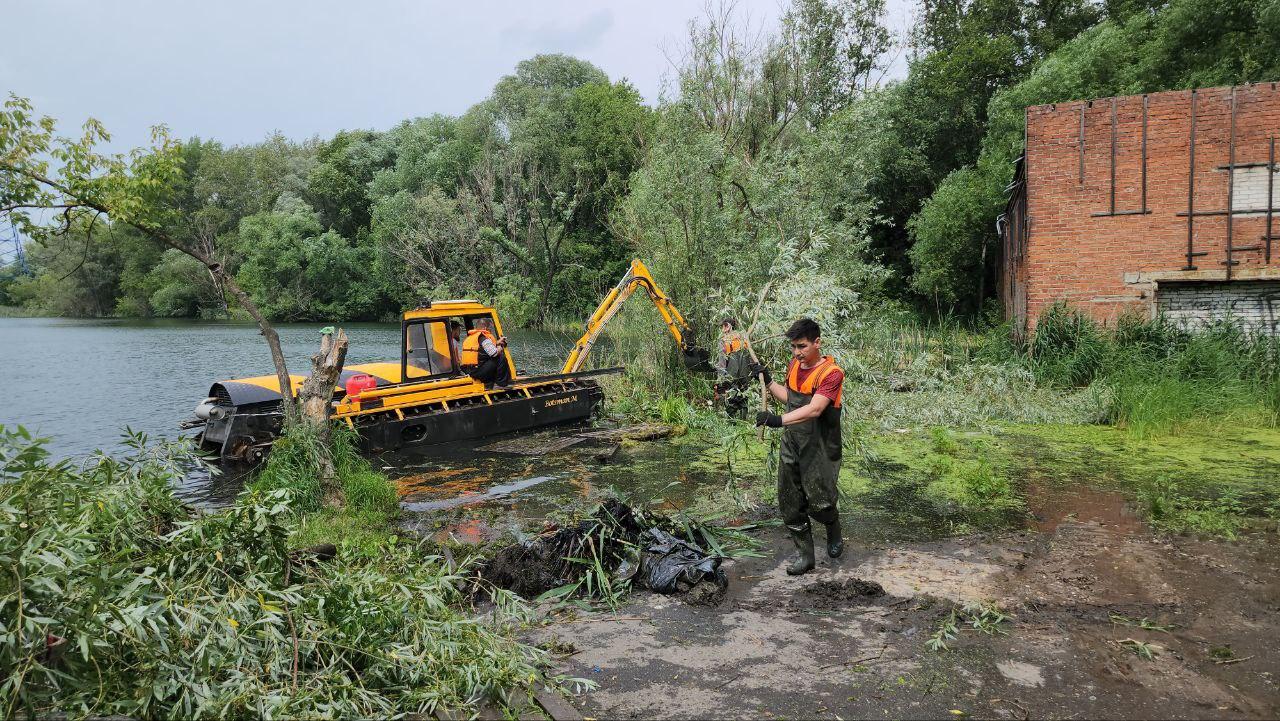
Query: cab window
404 321 456 379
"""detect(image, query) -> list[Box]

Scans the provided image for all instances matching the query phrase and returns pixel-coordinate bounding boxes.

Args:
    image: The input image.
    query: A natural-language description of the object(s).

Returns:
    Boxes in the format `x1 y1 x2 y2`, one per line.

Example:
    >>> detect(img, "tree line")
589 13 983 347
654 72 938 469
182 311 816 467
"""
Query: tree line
3 0 1277 329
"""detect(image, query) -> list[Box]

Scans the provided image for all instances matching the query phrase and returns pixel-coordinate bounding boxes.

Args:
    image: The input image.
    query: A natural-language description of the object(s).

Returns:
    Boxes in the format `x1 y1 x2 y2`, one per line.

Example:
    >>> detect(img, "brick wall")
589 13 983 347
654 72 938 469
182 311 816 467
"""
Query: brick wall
1156 280 1280 333
1003 83 1280 334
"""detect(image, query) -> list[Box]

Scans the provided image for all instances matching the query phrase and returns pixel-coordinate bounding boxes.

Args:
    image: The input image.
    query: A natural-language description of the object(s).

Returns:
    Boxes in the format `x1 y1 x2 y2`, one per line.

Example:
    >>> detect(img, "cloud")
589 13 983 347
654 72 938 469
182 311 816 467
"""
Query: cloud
501 9 614 53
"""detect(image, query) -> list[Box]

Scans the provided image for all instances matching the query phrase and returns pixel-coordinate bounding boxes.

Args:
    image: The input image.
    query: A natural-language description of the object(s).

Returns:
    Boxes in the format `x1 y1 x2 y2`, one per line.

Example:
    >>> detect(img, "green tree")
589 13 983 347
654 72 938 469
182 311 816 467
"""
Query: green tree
0 96 302 423
145 248 227 317
909 0 1280 310
463 56 650 323
236 204 379 321
305 130 392 239
9 217 125 316
783 0 894 125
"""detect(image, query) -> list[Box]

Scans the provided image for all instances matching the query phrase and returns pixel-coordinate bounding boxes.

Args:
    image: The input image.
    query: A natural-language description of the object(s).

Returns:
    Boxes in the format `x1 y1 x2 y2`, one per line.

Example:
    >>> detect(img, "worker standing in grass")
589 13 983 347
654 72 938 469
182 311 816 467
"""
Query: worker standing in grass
753 317 845 576
715 318 752 418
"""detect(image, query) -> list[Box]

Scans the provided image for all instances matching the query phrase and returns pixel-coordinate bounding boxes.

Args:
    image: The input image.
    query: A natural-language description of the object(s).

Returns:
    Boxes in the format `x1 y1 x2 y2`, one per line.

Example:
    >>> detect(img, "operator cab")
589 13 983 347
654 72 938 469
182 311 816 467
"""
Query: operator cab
400 301 517 384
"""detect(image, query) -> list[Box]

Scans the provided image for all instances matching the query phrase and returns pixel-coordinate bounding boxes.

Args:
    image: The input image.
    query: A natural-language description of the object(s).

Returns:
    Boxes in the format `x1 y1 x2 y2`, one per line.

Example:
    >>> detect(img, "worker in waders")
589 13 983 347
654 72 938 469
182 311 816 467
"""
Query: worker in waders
753 317 844 575
715 318 752 418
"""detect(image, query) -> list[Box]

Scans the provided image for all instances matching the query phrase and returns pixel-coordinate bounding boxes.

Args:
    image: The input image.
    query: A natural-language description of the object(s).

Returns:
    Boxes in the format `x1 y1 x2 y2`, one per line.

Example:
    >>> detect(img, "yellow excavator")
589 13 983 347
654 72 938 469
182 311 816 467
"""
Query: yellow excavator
562 258 709 374
192 259 706 462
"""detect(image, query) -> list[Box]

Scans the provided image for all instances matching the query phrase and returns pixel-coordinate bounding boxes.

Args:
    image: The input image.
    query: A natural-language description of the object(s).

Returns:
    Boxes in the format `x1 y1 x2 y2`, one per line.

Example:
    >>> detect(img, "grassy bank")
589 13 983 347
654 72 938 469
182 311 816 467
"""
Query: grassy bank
601 306 1280 540
248 423 401 554
0 425 549 718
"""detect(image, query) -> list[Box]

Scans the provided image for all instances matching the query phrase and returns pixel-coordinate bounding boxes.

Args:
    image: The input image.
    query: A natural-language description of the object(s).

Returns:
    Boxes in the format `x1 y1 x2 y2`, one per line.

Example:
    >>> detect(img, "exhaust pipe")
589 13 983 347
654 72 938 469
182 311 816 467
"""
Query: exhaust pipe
194 398 232 421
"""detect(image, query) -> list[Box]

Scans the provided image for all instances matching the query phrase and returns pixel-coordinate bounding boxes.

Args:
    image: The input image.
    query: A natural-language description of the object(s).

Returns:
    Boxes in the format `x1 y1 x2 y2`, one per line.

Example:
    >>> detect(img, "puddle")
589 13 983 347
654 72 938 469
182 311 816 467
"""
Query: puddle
1025 481 1141 534
401 473 564 511
382 426 724 537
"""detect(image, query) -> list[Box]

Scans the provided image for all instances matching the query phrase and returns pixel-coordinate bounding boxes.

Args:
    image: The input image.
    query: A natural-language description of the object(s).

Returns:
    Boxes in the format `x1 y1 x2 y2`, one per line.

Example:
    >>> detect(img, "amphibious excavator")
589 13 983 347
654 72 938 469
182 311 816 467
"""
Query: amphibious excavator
192 259 707 462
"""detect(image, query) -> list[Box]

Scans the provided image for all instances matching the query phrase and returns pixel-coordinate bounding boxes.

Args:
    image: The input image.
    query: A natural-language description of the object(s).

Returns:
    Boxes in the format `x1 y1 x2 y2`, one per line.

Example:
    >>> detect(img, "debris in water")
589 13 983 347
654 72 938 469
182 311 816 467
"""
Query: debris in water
575 424 675 442
591 443 622 464
478 434 587 456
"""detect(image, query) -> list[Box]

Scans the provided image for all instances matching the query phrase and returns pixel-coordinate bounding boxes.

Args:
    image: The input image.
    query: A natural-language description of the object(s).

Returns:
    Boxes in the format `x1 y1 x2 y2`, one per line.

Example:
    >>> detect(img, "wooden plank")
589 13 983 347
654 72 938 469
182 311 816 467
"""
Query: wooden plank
534 687 584 721
575 423 674 442
479 434 587 456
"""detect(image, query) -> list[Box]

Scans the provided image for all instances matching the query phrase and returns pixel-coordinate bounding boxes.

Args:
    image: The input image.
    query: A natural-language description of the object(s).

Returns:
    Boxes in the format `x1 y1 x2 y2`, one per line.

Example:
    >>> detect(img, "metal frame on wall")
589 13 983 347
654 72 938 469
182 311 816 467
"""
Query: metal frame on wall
1176 87 1276 277
1092 95 1151 218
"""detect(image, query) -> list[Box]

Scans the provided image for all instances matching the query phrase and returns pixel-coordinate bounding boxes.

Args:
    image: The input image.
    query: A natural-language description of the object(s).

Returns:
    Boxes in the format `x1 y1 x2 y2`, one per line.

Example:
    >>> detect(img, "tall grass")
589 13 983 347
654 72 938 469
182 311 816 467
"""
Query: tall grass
250 422 398 516
1030 303 1280 436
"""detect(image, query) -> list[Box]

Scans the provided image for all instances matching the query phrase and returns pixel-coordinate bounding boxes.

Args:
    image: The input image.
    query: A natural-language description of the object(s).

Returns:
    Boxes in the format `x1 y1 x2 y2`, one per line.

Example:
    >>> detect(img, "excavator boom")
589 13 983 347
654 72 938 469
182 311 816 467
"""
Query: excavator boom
562 259 707 374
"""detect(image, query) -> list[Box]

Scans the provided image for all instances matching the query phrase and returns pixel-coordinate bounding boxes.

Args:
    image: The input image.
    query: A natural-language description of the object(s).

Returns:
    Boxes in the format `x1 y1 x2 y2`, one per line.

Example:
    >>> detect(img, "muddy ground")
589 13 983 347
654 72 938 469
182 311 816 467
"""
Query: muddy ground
530 484 1280 719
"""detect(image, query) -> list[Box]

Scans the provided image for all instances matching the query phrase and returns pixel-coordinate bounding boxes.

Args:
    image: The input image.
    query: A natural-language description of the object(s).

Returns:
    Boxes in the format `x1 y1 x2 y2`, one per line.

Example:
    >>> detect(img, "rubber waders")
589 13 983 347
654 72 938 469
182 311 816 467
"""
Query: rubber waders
814 508 844 559
786 524 816 575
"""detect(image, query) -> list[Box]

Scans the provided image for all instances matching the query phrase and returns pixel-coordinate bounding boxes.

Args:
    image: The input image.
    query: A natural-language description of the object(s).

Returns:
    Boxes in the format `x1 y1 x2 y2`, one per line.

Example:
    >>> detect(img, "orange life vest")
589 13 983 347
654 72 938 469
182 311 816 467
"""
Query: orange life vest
785 355 843 408
722 333 745 355
460 329 496 367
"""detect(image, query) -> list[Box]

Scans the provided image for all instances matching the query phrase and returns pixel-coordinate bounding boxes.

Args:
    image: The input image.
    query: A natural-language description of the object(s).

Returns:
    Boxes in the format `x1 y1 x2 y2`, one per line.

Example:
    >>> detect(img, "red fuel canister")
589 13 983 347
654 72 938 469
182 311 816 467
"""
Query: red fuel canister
345 373 377 400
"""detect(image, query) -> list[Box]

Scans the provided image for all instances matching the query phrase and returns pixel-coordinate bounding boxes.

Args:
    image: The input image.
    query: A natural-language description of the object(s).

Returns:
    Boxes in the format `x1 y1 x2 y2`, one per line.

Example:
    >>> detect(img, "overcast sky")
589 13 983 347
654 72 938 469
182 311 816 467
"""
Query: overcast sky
3 0 912 153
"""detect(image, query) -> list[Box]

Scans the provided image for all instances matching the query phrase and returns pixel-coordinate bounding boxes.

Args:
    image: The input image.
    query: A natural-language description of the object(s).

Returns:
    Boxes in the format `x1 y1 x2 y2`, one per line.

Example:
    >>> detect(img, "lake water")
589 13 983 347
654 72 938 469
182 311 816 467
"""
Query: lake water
0 316 582 459
0 317 727 519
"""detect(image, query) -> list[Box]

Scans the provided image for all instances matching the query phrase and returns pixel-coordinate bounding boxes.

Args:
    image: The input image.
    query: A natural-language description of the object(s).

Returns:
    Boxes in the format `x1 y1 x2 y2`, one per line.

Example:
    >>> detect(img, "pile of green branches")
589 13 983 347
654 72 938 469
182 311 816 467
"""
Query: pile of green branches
0 426 546 719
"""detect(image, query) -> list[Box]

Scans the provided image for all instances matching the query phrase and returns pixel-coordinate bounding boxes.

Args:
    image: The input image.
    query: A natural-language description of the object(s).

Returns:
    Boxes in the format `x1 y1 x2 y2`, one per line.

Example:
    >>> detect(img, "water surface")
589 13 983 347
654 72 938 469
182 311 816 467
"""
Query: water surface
0 316 581 459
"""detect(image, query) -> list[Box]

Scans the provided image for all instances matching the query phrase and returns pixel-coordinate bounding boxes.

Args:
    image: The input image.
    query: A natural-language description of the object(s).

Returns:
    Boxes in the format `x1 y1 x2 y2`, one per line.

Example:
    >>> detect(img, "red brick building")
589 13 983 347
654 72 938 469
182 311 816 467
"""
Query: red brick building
999 83 1280 335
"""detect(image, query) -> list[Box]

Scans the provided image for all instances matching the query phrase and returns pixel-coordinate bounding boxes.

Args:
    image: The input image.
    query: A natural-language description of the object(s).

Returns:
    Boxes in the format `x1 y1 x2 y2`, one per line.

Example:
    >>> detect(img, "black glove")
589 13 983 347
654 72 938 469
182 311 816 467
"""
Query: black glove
749 362 772 385
755 411 783 428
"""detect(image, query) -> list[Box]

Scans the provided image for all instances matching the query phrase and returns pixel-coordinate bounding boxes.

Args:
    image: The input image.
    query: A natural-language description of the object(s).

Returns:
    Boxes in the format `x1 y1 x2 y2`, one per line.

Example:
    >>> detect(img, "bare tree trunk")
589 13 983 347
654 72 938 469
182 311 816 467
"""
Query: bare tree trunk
297 328 348 433
216 269 300 426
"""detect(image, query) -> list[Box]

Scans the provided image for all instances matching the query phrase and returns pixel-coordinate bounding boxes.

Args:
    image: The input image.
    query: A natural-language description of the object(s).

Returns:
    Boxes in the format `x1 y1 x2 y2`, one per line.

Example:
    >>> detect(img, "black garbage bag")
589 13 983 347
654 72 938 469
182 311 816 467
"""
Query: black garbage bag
637 527 727 594
479 498 728 600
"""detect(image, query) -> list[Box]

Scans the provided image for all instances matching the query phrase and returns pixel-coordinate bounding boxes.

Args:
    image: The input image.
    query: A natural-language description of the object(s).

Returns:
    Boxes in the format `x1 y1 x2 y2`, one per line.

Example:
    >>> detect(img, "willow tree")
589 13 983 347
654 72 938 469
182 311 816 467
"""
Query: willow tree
0 95 345 443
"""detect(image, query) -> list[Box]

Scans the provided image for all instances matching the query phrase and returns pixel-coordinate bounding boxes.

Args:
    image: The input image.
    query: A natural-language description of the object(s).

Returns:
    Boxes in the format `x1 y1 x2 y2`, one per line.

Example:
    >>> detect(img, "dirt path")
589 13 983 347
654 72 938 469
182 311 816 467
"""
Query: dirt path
532 486 1280 719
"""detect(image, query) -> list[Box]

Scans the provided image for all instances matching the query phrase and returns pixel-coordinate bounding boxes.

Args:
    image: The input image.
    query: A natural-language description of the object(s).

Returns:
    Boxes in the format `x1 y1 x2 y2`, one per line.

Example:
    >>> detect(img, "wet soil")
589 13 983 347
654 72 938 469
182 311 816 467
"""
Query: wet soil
787 578 887 611
531 489 1280 720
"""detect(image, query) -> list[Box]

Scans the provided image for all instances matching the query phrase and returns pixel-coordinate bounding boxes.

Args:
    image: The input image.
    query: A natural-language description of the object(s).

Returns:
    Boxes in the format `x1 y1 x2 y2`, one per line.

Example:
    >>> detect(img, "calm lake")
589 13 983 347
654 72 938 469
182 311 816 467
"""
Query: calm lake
0 316 580 459
0 316 727 519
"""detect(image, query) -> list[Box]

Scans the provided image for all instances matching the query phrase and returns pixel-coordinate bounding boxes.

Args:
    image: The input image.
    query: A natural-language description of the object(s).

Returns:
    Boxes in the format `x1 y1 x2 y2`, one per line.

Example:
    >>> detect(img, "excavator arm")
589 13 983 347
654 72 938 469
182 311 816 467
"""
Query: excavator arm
562 259 706 374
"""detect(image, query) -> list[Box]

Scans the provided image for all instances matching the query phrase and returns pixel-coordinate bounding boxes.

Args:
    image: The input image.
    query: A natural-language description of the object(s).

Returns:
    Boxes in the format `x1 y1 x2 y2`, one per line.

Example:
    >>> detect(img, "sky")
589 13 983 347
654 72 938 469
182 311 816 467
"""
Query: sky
3 0 912 153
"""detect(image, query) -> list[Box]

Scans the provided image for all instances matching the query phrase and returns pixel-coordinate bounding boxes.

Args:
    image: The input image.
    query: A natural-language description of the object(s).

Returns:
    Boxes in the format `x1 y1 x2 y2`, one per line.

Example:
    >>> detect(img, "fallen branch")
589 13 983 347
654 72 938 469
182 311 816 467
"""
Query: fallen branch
818 646 886 670
550 616 649 625
712 673 744 690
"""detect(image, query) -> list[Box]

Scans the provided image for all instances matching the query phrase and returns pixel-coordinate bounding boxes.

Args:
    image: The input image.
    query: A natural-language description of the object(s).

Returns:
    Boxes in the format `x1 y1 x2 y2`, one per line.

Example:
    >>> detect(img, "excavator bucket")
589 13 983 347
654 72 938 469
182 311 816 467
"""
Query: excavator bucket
680 328 712 372
683 345 711 373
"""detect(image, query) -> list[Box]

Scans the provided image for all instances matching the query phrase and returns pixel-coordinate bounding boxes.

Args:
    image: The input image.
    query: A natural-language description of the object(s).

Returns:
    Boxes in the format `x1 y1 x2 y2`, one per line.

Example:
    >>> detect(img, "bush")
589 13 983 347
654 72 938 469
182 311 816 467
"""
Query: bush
1024 306 1280 436
1029 302 1108 387
251 423 399 516
0 425 546 719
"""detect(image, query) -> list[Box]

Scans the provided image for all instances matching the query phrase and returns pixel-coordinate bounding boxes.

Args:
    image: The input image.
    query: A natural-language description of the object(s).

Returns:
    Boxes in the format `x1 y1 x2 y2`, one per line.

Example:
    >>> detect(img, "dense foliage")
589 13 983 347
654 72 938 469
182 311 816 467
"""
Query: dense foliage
0 427 545 718
3 0 1277 328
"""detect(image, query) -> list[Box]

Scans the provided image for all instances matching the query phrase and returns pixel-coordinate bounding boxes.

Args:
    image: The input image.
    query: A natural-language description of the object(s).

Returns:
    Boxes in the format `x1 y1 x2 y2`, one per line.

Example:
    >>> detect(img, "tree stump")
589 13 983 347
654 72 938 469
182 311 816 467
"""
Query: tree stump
295 328 349 503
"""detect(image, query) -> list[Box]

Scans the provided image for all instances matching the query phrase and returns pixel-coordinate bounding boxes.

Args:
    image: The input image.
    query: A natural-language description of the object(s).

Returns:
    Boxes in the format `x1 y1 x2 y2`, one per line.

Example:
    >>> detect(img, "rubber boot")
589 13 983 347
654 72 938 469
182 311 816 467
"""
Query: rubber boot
814 509 844 559
825 518 844 559
785 524 816 576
